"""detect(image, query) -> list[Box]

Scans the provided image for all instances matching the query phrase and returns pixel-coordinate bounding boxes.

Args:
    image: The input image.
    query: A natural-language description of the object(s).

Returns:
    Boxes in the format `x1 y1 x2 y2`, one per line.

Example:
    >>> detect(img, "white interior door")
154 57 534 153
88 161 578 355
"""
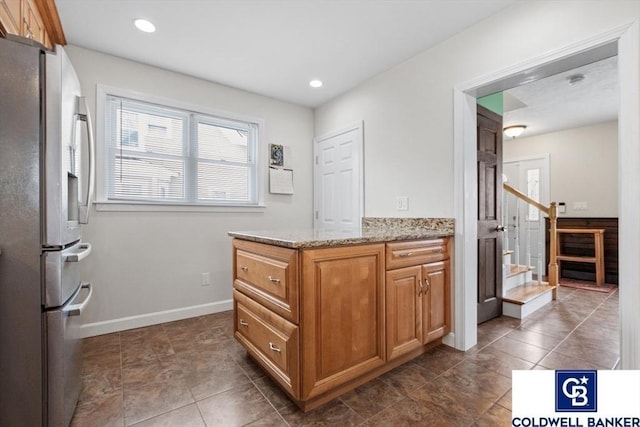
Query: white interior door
314 122 363 229
503 155 549 275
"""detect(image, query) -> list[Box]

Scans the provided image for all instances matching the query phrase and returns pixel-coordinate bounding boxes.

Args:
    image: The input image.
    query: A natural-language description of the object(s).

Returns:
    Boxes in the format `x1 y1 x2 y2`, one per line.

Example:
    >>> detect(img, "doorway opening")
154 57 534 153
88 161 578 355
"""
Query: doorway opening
451 22 640 369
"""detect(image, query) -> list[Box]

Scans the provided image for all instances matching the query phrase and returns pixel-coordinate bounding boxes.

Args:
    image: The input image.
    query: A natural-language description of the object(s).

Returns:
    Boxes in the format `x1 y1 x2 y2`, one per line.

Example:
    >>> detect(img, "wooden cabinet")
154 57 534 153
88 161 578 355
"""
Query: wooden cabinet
233 239 299 323
234 290 299 397
385 265 423 359
232 236 451 411
385 239 451 361
0 0 21 35
422 260 451 343
300 244 386 401
0 0 65 48
21 0 46 46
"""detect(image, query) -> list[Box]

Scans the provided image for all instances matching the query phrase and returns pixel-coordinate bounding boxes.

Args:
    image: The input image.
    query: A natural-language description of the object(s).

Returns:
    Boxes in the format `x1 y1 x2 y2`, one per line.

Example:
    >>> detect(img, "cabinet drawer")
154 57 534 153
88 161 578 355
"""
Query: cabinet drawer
234 290 299 398
386 238 449 270
233 239 299 323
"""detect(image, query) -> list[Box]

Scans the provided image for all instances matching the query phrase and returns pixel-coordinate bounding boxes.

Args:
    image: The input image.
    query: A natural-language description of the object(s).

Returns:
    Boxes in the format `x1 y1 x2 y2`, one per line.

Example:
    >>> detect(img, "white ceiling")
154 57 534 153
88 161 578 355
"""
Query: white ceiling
503 55 619 138
56 0 618 135
55 0 517 108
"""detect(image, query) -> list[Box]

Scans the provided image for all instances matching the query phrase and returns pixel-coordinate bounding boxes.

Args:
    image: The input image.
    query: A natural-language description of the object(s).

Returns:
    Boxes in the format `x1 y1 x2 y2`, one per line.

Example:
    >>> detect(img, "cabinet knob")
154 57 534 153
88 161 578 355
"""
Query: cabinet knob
269 342 281 353
240 265 249 272
268 276 281 283
239 319 249 327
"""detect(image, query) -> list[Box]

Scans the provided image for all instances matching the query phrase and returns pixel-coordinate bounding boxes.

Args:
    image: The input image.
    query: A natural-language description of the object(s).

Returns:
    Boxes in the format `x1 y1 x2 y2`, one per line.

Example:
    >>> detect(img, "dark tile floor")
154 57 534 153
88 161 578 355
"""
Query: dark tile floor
71 286 618 426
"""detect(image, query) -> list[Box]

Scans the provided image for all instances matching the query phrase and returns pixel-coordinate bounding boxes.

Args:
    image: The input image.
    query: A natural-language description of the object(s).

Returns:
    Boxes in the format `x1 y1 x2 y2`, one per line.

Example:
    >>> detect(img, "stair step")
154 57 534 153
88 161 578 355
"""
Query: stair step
506 265 533 278
503 282 557 305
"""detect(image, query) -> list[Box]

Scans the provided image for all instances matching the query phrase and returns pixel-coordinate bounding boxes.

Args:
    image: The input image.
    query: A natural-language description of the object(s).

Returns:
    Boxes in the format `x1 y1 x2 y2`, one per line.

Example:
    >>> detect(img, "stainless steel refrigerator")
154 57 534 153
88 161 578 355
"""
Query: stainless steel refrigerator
0 35 95 426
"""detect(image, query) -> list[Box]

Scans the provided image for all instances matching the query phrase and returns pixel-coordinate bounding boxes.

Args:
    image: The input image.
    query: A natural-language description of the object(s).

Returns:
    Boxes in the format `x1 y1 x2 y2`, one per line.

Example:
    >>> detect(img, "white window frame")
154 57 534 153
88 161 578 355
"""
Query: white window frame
95 85 266 212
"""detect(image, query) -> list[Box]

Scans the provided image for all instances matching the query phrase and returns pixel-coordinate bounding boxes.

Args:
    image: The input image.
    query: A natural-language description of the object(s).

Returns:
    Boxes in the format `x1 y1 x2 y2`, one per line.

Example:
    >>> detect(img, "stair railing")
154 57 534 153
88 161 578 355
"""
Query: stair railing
503 182 558 286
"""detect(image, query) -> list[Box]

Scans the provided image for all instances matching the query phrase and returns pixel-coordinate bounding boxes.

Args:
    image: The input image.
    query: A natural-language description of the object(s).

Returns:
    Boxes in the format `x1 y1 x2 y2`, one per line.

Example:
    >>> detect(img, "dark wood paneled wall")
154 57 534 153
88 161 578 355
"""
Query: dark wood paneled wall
545 217 618 285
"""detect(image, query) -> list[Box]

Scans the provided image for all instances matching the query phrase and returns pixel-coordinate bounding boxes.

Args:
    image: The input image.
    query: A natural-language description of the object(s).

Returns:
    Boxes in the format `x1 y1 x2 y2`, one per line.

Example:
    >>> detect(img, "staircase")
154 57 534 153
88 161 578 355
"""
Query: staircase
501 182 558 319
502 250 557 319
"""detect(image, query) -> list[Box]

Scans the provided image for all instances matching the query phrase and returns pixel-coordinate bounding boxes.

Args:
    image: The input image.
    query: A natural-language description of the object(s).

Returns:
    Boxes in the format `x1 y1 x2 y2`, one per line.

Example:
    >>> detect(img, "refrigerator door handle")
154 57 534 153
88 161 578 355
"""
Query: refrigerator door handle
65 243 92 262
78 96 95 225
65 282 93 316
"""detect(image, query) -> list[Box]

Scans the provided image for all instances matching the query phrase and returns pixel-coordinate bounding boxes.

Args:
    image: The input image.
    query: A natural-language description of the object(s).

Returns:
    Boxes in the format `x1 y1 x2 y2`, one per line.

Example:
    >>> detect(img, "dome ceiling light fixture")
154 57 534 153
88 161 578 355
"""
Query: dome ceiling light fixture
309 79 323 88
503 125 527 139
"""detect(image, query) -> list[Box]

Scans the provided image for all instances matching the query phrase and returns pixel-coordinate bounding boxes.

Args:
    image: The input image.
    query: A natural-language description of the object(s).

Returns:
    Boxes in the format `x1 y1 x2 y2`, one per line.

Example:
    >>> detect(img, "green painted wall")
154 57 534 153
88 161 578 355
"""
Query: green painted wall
477 92 503 115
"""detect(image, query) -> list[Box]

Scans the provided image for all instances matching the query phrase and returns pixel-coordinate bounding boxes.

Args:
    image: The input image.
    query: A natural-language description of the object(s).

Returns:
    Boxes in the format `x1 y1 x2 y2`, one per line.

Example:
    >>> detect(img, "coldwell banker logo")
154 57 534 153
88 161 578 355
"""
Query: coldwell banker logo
555 370 597 412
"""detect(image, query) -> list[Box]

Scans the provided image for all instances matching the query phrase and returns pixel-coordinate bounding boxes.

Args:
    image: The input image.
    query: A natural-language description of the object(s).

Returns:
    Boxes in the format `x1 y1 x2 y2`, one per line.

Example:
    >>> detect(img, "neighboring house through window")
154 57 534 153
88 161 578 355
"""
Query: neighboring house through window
97 86 263 209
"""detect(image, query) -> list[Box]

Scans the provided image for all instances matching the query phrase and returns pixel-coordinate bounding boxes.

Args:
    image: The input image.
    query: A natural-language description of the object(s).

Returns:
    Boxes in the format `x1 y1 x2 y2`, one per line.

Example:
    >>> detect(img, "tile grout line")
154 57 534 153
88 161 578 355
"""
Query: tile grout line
247 375 291 427
538 291 618 369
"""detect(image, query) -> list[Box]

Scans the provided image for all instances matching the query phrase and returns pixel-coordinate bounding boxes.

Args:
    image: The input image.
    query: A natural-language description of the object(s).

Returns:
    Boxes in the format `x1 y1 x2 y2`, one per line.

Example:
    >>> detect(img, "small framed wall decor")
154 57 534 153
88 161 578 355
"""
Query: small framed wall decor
270 144 284 166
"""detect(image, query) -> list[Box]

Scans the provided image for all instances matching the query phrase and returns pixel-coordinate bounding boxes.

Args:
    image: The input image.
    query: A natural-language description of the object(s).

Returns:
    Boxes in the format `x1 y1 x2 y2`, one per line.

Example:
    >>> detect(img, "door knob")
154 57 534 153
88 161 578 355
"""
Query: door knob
495 225 506 232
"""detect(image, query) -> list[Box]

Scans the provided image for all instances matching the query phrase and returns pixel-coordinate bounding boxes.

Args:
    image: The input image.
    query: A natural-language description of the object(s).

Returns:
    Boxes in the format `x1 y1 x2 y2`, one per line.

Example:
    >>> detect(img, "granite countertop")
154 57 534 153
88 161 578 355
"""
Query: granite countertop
228 217 454 249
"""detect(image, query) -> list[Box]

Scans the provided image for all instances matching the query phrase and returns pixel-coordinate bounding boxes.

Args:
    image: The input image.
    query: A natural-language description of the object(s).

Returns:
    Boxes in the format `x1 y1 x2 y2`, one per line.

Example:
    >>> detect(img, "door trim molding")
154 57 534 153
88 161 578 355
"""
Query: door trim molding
453 21 639 366
313 121 364 228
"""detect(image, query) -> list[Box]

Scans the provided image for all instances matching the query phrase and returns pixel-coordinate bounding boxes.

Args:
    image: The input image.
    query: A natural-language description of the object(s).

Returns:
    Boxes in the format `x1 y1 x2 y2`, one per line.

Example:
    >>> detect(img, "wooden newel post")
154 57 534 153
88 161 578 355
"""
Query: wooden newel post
548 202 559 293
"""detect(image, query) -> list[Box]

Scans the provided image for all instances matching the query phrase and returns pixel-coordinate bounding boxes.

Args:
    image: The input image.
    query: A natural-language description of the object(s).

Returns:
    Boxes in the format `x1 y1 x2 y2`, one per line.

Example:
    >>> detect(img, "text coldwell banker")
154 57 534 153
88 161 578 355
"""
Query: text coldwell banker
512 417 640 427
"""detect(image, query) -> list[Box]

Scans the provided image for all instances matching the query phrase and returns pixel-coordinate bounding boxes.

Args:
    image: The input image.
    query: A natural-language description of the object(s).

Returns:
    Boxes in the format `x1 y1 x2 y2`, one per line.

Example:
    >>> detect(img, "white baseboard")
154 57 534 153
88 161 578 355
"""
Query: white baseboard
442 331 456 348
79 299 233 338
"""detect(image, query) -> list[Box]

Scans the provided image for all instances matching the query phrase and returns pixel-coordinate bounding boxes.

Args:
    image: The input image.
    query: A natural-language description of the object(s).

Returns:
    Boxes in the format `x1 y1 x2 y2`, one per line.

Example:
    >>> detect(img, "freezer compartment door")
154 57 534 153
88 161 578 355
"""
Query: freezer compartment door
42 241 91 308
45 282 92 427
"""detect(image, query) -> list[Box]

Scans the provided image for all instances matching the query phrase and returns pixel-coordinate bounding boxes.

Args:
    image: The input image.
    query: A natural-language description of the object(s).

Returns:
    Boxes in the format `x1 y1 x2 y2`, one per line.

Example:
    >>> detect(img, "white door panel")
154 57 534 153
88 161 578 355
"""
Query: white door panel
503 155 549 276
314 123 363 229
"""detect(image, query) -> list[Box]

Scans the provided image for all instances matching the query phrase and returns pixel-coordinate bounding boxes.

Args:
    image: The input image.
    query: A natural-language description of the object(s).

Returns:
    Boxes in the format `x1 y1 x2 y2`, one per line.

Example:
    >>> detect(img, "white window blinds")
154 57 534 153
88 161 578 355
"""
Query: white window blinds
104 95 259 206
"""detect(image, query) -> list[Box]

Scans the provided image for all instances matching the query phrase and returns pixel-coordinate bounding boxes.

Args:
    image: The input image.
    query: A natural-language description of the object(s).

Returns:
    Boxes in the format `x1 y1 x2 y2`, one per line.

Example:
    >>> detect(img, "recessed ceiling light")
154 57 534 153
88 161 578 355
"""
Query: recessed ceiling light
309 80 323 88
134 18 156 33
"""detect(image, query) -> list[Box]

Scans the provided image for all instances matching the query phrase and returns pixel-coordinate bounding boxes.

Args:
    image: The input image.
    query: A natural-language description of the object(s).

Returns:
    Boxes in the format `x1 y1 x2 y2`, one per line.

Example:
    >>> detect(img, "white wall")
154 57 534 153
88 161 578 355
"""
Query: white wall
504 121 618 218
314 1 639 219
66 46 314 335
313 0 640 365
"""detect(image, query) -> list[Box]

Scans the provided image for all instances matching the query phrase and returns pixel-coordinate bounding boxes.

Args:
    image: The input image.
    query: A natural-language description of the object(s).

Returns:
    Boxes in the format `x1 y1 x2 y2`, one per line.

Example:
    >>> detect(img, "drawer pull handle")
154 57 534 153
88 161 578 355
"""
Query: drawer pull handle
418 279 423 296
269 342 281 353
239 319 249 327
424 278 431 292
240 266 249 272
399 252 413 258
268 276 281 283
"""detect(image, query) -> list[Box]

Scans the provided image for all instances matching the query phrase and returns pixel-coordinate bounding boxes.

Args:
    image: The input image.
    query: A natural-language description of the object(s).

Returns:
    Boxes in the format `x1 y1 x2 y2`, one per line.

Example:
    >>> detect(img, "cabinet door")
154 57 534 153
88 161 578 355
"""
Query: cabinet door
22 0 45 44
301 244 386 400
0 0 21 35
422 260 451 344
386 265 423 360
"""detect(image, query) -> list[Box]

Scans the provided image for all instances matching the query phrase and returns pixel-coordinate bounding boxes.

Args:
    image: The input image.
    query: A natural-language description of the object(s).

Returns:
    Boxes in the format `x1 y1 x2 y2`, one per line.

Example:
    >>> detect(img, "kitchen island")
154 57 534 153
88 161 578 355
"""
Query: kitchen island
229 218 454 411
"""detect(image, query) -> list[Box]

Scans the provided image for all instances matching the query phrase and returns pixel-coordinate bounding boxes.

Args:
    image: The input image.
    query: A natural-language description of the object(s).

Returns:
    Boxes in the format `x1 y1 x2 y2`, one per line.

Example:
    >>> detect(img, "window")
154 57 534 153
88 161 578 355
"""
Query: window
526 168 540 221
100 88 262 208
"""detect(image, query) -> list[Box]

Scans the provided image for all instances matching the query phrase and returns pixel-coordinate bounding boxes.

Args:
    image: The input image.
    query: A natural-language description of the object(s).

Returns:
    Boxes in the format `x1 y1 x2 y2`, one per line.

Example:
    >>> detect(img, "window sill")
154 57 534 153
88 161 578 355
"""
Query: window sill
95 201 266 213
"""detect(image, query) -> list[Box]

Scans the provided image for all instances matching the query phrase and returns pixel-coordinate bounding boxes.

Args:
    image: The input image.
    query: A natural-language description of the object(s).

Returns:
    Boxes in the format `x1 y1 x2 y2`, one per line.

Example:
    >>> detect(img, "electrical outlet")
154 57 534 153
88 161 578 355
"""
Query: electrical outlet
201 272 211 286
396 196 409 211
